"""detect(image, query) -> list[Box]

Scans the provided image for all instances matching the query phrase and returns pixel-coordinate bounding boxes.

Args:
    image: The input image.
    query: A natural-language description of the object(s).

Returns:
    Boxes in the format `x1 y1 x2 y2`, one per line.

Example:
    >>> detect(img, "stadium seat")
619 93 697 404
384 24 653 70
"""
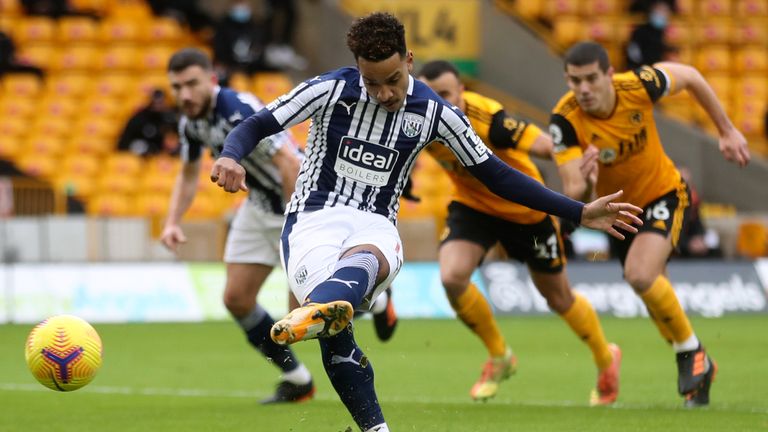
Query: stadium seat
98 19 143 44
696 46 731 72
51 45 100 71
94 73 136 98
0 115 27 137
734 46 768 73
73 117 122 140
105 152 143 176
734 75 768 99
289 120 310 150
136 73 170 98
99 45 139 71
145 154 181 177
700 0 734 16
144 17 184 44
133 192 170 217
0 0 21 16
95 174 138 195
86 192 132 216
15 154 57 179
61 154 101 177
252 72 294 103
109 0 152 20
551 16 585 49
0 16 15 34
138 46 175 71
13 17 56 43
510 0 543 20
674 0 697 16
0 132 22 159
0 97 37 119
45 73 93 98
31 118 72 139
184 193 223 220
734 19 768 45
24 134 66 156
81 96 125 120
2 74 43 97
53 173 96 199
732 113 764 138
584 19 617 43
736 221 768 258
696 19 732 44
582 0 620 15
16 43 56 70
229 72 251 93
137 171 177 196
543 0 581 20
64 134 113 156
57 17 98 43
664 21 692 46
39 97 79 120
736 0 768 16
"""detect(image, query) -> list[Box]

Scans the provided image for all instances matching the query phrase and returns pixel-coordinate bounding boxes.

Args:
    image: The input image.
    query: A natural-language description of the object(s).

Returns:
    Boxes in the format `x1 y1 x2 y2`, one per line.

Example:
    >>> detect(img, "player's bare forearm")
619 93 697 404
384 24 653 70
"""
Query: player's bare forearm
166 161 200 227
529 133 555 160
558 161 591 202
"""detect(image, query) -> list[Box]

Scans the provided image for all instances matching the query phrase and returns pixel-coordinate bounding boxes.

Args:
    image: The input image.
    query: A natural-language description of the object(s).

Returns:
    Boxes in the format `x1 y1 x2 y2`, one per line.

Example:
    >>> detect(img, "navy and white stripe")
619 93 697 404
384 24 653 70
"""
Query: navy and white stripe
260 67 489 223
179 86 300 214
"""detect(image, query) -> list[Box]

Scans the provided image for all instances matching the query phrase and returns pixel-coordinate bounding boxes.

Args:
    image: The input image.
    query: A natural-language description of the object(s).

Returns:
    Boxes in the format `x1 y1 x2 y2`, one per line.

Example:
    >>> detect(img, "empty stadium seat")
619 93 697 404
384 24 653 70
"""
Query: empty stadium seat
99 45 139 71
15 154 57 178
94 73 136 98
0 115 28 137
664 21 692 46
134 192 170 217
252 72 294 103
16 43 56 69
31 118 72 139
13 17 56 43
95 174 138 195
734 75 768 99
38 97 79 120
551 16 585 49
138 46 175 71
145 154 181 176
99 19 143 44
0 97 37 119
2 74 43 97
736 0 768 16
674 0 697 16
0 132 22 159
736 221 768 257
145 17 184 44
734 46 768 73
53 174 96 199
65 134 113 156
0 0 21 16
105 152 143 176
582 0 620 15
86 192 132 216
696 19 732 44
61 154 101 177
543 0 581 20
734 19 768 45
81 96 125 120
52 45 100 71
696 46 731 72
45 73 93 98
24 134 67 156
700 0 734 16
57 17 98 43
73 117 122 140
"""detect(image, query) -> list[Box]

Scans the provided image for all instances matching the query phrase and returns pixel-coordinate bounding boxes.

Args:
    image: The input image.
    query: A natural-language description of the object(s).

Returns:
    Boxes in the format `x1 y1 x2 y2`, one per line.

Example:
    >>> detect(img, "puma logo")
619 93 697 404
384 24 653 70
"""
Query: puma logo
338 100 357 115
330 349 360 366
328 278 359 289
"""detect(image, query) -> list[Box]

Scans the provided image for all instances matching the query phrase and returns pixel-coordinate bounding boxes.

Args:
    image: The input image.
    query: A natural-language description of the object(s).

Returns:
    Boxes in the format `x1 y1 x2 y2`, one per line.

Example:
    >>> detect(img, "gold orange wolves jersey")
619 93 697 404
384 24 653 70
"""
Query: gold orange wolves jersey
427 91 547 224
549 66 683 208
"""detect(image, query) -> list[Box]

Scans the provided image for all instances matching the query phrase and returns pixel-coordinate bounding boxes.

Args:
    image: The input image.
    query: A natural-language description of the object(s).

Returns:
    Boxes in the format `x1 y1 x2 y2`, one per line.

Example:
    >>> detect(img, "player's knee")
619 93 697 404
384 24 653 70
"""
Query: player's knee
623 267 655 292
222 289 253 316
543 290 573 314
440 269 471 299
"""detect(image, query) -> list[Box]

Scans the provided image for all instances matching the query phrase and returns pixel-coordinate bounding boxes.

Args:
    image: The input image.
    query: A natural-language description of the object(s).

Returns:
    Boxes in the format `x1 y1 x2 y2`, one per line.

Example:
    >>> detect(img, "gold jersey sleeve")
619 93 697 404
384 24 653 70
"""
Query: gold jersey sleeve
426 91 547 224
549 67 683 208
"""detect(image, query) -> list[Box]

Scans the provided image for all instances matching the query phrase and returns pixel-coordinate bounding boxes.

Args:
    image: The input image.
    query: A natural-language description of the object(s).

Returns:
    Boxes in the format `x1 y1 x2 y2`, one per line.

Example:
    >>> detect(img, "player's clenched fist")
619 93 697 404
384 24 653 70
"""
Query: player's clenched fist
210 157 249 193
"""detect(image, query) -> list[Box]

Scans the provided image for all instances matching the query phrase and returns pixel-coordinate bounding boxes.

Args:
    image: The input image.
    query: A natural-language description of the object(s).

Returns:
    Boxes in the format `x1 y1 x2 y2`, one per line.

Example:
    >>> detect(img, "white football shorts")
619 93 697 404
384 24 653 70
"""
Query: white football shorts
280 206 404 307
223 199 285 266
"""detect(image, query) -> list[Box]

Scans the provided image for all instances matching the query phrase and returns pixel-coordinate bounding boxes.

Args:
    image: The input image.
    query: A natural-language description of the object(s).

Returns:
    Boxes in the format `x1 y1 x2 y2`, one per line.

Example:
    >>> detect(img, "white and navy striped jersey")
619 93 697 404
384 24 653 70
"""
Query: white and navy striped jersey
261 67 491 222
179 86 299 214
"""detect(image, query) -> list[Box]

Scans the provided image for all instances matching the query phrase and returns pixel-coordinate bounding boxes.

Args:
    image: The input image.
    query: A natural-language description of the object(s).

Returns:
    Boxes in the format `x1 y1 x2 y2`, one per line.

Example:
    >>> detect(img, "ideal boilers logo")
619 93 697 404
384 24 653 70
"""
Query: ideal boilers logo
334 136 399 187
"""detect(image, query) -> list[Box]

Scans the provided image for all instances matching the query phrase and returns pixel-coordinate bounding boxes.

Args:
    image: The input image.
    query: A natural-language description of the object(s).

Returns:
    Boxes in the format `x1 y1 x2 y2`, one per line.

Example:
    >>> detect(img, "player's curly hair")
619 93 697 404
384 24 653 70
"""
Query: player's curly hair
563 42 610 72
346 12 406 61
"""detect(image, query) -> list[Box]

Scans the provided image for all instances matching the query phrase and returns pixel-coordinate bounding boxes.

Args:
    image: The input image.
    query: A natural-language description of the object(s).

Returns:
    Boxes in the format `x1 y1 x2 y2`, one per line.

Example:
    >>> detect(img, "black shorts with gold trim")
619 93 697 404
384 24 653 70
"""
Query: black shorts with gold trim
441 201 565 273
610 182 691 265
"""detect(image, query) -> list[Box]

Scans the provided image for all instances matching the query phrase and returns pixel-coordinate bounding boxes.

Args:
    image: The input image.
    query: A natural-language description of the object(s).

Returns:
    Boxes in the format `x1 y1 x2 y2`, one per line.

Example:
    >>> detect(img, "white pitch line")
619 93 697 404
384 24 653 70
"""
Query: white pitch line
1 383 766 415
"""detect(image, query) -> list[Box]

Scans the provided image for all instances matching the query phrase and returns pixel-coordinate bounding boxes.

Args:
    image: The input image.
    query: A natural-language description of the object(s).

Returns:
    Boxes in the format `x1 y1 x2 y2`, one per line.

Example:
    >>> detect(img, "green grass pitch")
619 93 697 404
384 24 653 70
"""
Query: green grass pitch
1 316 767 431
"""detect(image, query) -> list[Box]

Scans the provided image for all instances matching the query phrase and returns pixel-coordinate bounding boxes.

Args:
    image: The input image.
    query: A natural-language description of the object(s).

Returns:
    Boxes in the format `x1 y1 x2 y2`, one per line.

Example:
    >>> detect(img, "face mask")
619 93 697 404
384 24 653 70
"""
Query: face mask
230 5 252 23
649 11 668 30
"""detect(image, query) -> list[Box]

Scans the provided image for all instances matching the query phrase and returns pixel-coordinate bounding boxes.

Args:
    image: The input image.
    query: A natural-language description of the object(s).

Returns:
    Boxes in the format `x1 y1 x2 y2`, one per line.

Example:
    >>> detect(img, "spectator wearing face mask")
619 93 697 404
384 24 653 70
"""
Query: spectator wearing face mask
625 0 675 70
212 0 268 75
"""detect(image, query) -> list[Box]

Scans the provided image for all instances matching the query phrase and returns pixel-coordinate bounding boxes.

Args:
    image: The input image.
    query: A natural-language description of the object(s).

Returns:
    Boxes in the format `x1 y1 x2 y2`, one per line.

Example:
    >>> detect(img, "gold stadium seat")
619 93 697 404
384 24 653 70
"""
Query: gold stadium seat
109 0 152 20
57 17 98 43
696 46 731 72
31 118 71 139
551 16 585 49
734 46 768 74
99 45 139 71
99 19 143 44
695 19 732 45
734 75 768 99
69 0 113 14
509 0 543 20
0 0 21 16
46 73 93 98
94 73 136 98
95 174 138 195
138 46 175 71
64 134 113 156
0 132 22 159
53 173 96 199
0 115 28 137
134 192 170 217
252 72 294 103
184 193 223 220
0 16 15 34
736 0 768 16
736 221 768 258
582 0 620 15
52 45 100 71
2 74 43 97
700 0 734 16
39 97 79 120
732 113 764 138
81 96 125 120
675 0 696 16
137 172 176 196
135 73 170 98
105 152 143 176
15 154 57 179
144 17 184 44
87 192 132 216
229 72 251 93
73 117 121 140
61 154 101 177
16 43 56 69
24 134 66 156
0 96 37 119
13 17 56 44
734 19 768 45
664 21 692 46
584 19 617 44
542 0 581 21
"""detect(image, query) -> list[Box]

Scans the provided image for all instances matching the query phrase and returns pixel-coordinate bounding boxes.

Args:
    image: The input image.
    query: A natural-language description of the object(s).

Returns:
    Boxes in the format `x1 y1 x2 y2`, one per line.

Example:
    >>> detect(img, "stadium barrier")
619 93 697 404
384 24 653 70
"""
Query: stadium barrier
1 259 766 324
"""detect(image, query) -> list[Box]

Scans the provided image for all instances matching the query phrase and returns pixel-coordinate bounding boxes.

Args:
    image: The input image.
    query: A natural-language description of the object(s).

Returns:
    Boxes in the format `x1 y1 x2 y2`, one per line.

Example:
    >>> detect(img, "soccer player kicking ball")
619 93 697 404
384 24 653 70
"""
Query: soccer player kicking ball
211 13 642 431
418 60 620 405
550 41 750 407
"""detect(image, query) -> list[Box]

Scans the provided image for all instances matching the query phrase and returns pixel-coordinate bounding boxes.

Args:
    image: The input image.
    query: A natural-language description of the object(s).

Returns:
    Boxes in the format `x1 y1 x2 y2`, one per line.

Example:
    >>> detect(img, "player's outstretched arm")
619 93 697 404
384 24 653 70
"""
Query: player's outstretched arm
581 190 643 240
161 160 201 252
655 61 750 167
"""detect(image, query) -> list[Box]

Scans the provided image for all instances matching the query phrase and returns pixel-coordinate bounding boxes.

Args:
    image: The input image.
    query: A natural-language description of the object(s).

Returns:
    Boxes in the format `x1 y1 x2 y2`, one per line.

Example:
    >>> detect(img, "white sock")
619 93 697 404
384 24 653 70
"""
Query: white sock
365 423 389 432
281 363 312 385
673 334 700 353
370 290 389 314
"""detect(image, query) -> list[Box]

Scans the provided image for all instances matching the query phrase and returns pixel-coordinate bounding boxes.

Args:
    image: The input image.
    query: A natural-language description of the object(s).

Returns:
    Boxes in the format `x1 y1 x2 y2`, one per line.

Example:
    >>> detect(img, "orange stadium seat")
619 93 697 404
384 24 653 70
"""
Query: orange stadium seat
229 73 251 93
732 113 764 138
13 17 56 43
24 134 66 156
582 0 620 15
0 16 15 34
31 117 72 139
0 0 21 16
45 73 93 98
695 19 732 45
736 0 768 16
99 19 143 43
94 73 136 98
57 17 98 43
584 19 618 44
184 193 222 220
110 0 152 19
16 154 57 179
700 0 734 15
105 152 143 176
81 96 125 120
145 154 181 176
0 115 28 138
16 43 56 70
95 174 138 195
664 21 692 46
0 97 37 119
52 45 99 71
69 0 114 14
53 174 96 199
136 73 170 98
100 45 139 71
696 46 731 72
543 0 581 20
674 0 697 16
65 134 113 156
510 0 543 20
2 74 43 97
39 97 79 120
73 117 122 140
704 73 732 101
734 46 768 73
87 193 132 216
736 221 768 258
138 46 175 71
552 16 585 48
252 72 294 102
734 19 768 45
61 154 101 177
734 75 768 99
137 171 177 196
145 17 184 44
134 192 170 217
0 132 22 159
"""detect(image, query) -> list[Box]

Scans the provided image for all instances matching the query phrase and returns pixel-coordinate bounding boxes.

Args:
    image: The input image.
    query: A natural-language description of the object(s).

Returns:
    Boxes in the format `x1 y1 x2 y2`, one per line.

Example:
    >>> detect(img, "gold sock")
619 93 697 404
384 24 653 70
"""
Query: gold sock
640 275 693 343
452 282 506 357
560 293 613 370
648 308 675 345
